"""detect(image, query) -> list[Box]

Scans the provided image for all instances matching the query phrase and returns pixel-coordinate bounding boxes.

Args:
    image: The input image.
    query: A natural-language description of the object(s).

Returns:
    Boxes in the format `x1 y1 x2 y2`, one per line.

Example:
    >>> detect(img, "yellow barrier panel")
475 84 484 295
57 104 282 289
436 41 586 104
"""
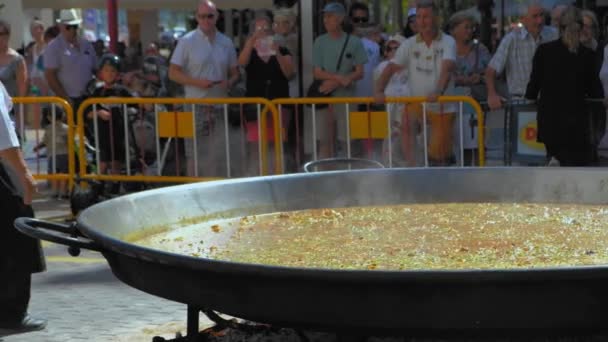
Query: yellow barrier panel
13 97 76 189
75 97 282 184
349 111 389 139
157 111 195 138
271 96 486 166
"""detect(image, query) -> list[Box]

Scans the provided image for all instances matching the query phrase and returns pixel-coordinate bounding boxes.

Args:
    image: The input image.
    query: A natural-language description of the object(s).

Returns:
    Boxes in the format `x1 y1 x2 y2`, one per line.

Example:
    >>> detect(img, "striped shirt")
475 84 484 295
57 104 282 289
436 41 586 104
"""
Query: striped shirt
488 26 558 96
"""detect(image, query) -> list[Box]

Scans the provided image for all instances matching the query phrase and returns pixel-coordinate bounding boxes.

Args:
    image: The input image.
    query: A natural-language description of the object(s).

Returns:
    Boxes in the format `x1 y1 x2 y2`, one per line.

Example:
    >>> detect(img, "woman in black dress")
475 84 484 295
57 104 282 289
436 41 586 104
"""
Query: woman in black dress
525 6 605 166
238 15 294 175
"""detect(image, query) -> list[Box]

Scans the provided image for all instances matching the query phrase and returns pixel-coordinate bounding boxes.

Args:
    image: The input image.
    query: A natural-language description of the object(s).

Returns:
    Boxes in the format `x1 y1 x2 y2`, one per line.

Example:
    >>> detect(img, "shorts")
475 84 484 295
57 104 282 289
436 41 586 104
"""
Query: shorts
96 118 126 163
46 154 69 174
403 103 456 163
304 104 348 155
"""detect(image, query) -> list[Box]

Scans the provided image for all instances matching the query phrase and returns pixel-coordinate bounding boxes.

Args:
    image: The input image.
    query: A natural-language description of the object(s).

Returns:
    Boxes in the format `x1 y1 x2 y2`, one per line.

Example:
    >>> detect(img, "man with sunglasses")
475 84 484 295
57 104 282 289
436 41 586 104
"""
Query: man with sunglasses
44 9 96 119
169 0 239 177
349 2 370 27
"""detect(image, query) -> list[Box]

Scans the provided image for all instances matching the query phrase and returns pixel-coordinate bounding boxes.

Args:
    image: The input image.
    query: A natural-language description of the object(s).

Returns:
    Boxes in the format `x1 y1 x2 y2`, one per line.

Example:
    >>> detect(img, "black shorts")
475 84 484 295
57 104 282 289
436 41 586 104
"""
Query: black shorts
95 117 126 163
46 154 69 174
97 131 126 163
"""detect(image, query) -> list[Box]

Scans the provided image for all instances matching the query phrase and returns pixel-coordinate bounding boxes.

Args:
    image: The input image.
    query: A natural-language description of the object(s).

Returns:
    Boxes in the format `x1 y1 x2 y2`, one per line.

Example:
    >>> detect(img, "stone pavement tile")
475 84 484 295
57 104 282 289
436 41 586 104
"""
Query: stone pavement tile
31 183 72 220
2 262 212 342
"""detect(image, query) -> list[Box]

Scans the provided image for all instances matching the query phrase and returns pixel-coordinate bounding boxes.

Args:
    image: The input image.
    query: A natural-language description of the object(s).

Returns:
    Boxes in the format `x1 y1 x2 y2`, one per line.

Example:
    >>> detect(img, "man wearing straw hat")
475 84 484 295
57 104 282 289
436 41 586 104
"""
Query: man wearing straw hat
44 9 96 117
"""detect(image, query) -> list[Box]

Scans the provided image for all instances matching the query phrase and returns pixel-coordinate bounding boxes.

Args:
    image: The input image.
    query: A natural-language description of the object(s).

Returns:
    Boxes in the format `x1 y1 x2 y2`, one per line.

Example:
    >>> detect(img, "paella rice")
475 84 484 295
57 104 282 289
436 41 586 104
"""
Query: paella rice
135 203 608 270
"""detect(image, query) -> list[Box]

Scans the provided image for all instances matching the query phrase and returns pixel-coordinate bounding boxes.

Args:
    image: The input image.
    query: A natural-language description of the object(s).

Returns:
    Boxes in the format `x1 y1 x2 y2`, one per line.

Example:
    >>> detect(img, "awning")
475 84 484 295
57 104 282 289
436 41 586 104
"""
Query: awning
22 0 274 10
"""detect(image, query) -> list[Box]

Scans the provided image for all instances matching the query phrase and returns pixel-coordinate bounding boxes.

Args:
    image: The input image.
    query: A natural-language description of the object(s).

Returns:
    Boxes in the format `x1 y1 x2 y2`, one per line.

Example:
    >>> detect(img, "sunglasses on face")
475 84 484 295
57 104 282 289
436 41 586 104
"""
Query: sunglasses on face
197 13 215 20
0 31 9 36
66 24 79 31
386 45 399 52
352 17 369 24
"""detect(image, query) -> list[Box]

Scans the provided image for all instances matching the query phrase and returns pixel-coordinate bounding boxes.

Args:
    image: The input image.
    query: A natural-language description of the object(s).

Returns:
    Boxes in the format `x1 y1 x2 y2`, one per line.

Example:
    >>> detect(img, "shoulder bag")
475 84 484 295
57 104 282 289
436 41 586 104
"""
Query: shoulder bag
306 34 351 108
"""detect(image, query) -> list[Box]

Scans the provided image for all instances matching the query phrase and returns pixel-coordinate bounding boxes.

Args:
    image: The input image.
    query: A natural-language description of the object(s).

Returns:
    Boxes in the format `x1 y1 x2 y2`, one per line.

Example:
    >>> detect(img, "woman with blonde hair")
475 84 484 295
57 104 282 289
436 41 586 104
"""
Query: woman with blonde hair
580 10 599 51
525 6 604 166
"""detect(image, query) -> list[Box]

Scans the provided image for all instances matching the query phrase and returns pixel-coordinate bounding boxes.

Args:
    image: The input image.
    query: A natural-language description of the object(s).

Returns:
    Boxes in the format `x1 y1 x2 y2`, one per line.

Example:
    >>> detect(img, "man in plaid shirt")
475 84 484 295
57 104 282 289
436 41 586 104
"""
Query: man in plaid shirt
486 2 558 110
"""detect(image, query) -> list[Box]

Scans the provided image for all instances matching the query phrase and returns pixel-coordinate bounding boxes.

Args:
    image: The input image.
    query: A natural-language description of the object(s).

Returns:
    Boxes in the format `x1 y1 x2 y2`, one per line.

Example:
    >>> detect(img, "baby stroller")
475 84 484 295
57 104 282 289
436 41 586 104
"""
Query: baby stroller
70 79 158 215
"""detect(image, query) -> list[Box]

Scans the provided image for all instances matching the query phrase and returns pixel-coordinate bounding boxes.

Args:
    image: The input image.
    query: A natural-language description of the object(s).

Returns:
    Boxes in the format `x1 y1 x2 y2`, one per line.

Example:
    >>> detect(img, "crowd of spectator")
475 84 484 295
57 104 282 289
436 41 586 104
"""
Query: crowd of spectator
8 0 608 199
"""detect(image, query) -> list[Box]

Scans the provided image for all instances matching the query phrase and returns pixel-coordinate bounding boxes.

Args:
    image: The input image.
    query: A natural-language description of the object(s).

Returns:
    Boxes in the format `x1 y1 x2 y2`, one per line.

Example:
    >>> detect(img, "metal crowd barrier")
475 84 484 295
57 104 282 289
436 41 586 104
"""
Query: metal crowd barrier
496 97 606 166
75 97 282 184
13 96 76 189
271 96 486 167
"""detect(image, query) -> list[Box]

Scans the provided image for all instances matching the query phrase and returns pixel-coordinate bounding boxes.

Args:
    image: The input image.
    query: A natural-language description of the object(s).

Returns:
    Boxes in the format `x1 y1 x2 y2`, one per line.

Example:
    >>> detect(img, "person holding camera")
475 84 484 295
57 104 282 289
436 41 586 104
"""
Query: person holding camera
238 14 294 175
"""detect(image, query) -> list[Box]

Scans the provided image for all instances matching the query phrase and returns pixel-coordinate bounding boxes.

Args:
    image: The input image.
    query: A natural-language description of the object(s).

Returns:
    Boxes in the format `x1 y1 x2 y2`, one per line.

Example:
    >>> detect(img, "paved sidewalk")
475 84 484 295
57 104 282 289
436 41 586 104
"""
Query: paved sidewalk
1 194 213 342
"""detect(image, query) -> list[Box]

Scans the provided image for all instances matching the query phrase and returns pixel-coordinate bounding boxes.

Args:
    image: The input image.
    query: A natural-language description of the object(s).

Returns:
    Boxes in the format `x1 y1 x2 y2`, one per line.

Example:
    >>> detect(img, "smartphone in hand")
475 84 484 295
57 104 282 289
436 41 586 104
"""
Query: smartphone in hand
256 36 276 57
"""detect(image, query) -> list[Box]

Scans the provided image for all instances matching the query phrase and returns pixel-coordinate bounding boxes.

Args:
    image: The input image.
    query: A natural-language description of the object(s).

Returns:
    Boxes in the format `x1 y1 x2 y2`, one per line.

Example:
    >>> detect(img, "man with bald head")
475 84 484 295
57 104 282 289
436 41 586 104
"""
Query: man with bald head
169 0 239 177
485 1 558 110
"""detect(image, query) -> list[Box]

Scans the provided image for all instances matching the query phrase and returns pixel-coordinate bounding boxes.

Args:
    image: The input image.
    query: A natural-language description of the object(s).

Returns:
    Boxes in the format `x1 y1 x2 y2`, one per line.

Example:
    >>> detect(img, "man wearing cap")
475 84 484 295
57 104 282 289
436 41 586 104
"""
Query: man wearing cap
44 9 96 117
307 2 367 159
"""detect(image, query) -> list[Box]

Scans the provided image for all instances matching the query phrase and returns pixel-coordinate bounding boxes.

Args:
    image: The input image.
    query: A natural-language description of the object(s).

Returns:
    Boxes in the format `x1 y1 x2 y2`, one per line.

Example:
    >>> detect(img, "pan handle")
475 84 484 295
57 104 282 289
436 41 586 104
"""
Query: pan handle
14 218 102 253
303 158 385 173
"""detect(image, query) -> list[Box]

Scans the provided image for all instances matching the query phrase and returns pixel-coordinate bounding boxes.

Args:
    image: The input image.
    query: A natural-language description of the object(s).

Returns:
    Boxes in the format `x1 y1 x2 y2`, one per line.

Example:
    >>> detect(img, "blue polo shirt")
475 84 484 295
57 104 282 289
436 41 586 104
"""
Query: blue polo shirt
44 34 97 98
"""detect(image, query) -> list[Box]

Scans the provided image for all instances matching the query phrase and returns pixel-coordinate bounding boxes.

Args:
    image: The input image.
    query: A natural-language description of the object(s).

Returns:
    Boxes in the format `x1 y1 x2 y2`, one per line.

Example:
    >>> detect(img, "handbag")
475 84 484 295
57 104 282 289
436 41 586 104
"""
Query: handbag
306 34 351 108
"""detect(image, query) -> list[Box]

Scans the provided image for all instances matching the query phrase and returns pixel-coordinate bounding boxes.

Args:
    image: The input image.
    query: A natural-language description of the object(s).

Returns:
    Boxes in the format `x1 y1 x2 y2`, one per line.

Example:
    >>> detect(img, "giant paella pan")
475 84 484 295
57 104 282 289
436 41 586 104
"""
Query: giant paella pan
15 167 608 335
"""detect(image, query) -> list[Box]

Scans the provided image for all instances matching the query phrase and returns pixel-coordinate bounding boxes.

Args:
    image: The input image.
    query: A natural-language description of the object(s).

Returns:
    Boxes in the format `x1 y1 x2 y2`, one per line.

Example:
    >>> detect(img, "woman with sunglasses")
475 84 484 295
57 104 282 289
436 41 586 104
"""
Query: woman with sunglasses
373 34 410 167
403 8 418 38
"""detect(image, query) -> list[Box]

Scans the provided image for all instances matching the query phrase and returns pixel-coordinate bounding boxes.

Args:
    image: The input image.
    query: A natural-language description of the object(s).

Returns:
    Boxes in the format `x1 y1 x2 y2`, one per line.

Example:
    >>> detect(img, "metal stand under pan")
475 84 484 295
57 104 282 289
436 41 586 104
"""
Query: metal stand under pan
151 306 608 342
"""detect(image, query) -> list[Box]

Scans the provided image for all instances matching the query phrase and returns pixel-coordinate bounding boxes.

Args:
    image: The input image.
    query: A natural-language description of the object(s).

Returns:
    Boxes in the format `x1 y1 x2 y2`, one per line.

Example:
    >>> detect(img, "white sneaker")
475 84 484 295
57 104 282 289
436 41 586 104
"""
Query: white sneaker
547 157 560 167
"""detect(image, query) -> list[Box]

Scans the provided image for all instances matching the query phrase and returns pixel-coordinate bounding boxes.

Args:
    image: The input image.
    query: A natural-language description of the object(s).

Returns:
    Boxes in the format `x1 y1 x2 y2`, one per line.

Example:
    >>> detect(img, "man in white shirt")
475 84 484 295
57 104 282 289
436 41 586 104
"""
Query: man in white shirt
0 82 46 334
169 0 239 177
375 0 457 166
